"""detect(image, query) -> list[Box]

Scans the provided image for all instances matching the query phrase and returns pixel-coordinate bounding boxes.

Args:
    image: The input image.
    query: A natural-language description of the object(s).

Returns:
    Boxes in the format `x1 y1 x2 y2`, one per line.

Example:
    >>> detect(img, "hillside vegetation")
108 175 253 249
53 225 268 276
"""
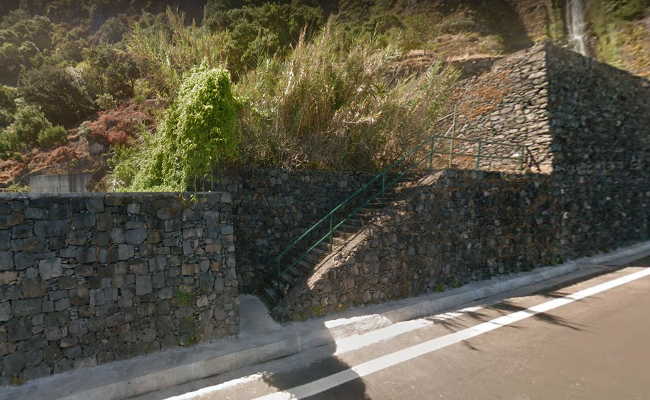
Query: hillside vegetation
0 0 648 191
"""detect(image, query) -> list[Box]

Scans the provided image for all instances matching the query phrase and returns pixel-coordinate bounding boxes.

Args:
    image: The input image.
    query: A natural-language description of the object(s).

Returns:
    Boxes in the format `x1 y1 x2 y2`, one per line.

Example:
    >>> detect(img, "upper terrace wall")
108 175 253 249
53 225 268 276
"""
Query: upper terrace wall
452 43 553 172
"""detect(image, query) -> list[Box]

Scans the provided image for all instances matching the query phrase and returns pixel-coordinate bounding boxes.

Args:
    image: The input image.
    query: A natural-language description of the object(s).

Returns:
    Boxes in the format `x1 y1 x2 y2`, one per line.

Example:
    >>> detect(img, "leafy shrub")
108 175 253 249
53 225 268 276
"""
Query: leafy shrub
95 93 118 111
0 86 17 129
206 3 324 76
19 63 96 127
1 100 53 151
37 125 68 148
123 65 241 191
107 144 140 189
93 16 130 44
0 12 54 85
83 45 141 102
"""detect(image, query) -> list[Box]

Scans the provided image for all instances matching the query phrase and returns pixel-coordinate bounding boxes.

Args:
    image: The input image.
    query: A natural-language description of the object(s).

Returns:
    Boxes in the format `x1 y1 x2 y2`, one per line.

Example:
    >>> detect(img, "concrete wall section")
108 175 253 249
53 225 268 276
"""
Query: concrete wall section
0 192 238 384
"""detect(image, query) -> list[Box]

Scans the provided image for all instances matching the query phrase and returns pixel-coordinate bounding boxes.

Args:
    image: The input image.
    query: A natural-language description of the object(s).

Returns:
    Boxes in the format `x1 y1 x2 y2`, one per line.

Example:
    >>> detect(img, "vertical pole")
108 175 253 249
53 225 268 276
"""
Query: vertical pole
476 141 483 170
520 146 526 170
381 173 385 195
429 135 434 170
329 214 333 251
448 137 455 168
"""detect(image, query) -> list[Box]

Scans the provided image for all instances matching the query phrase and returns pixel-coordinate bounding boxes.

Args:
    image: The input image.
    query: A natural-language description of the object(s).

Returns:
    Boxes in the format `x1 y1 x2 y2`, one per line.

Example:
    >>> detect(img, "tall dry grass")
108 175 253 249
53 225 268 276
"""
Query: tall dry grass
235 22 460 171
126 9 233 97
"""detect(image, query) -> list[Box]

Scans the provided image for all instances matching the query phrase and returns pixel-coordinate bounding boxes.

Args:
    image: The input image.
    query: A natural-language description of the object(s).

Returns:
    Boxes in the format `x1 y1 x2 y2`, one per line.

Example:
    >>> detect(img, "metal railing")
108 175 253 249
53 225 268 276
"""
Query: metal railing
268 134 529 295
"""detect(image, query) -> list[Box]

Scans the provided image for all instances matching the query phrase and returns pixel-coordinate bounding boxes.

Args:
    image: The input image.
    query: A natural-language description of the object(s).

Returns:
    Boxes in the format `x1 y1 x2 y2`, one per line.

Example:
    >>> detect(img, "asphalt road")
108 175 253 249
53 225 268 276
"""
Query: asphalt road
146 262 650 400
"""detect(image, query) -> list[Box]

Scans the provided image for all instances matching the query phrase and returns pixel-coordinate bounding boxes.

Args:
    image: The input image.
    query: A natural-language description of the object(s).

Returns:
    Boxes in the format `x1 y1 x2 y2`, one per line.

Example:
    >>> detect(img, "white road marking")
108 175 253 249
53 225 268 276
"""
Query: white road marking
161 307 485 400
162 373 267 400
255 268 650 400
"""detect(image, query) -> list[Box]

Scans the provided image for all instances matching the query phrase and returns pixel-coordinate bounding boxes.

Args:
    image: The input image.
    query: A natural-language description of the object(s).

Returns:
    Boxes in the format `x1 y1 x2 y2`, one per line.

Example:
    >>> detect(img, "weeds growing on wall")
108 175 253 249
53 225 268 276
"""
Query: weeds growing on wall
119 65 241 192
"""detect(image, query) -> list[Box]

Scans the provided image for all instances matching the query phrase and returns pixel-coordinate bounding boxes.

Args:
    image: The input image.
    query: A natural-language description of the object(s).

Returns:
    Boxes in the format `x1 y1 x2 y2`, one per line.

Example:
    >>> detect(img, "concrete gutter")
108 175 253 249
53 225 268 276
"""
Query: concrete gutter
4 241 650 400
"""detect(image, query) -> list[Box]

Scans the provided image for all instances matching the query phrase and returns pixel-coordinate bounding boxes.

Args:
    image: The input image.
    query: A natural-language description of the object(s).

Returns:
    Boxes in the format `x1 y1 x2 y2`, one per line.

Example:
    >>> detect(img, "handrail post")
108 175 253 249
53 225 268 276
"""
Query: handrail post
429 135 434 170
448 137 455 168
381 173 385 195
329 214 333 251
476 140 483 170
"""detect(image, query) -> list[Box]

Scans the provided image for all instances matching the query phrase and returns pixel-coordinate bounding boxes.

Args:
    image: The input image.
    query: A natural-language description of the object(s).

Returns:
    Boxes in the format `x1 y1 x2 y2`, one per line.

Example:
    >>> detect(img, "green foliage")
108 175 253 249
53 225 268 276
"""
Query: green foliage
205 2 324 75
3 183 30 193
83 45 141 102
0 86 18 130
174 289 195 307
37 125 67 148
18 63 96 127
124 66 241 192
0 13 54 85
0 99 52 152
106 144 139 189
93 16 130 44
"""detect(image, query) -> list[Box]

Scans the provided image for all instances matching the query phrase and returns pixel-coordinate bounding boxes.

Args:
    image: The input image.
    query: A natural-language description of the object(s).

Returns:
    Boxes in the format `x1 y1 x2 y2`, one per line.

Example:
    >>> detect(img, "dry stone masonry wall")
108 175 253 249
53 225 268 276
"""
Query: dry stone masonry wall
547 44 650 257
452 43 553 172
196 169 373 293
276 171 561 320
0 193 238 384
276 42 650 320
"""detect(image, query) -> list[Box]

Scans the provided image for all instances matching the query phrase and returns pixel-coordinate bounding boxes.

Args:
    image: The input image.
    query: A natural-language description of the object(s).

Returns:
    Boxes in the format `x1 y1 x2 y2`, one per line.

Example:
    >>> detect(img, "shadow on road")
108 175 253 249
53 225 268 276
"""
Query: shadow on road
239 295 370 400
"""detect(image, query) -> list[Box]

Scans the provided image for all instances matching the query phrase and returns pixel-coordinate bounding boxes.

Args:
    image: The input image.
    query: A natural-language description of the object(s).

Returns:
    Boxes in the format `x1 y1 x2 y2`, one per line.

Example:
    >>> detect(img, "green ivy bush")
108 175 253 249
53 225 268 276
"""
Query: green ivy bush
125 65 241 191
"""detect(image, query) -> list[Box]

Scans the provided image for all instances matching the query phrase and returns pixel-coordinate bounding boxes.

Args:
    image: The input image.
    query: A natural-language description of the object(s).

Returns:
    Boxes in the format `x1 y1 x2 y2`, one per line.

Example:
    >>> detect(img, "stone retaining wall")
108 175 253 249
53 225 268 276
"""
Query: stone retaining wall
547 44 650 257
276 42 650 320
276 171 560 320
197 169 373 293
0 193 238 384
451 43 553 172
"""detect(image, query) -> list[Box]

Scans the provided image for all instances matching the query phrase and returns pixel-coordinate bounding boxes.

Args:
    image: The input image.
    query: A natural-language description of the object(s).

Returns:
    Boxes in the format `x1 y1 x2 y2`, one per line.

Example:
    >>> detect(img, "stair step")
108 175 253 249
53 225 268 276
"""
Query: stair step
305 252 323 264
286 265 303 277
279 271 293 284
298 260 314 270
339 223 361 233
263 287 280 303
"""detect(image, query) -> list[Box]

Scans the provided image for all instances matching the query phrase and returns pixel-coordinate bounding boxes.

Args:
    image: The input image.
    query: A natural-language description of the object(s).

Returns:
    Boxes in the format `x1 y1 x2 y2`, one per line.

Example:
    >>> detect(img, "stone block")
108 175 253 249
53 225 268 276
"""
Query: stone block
110 228 125 244
126 228 147 245
85 198 105 213
118 245 134 261
39 258 63 280
13 298 42 317
0 301 11 322
3 352 26 376
136 275 152 296
0 271 18 285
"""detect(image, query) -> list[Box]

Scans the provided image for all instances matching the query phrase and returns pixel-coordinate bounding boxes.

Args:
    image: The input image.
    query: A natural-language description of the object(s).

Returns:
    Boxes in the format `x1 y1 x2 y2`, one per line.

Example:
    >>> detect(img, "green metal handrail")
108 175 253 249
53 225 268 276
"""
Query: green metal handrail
269 133 528 292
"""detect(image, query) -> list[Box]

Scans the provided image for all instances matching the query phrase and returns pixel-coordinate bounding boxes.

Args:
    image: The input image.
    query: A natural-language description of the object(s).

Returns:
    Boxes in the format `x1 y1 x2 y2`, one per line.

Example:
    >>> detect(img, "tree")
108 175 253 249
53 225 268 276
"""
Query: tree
19 64 96 127
83 45 141 102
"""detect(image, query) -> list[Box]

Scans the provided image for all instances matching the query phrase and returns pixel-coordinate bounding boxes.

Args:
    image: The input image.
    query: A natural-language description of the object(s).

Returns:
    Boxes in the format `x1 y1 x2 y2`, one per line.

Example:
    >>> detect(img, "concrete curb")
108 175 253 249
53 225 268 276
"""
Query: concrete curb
4 241 650 400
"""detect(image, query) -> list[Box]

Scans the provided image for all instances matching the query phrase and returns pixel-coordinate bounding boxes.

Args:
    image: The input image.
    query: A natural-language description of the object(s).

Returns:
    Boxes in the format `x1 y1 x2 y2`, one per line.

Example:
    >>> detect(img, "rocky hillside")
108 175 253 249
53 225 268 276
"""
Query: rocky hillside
0 0 648 189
